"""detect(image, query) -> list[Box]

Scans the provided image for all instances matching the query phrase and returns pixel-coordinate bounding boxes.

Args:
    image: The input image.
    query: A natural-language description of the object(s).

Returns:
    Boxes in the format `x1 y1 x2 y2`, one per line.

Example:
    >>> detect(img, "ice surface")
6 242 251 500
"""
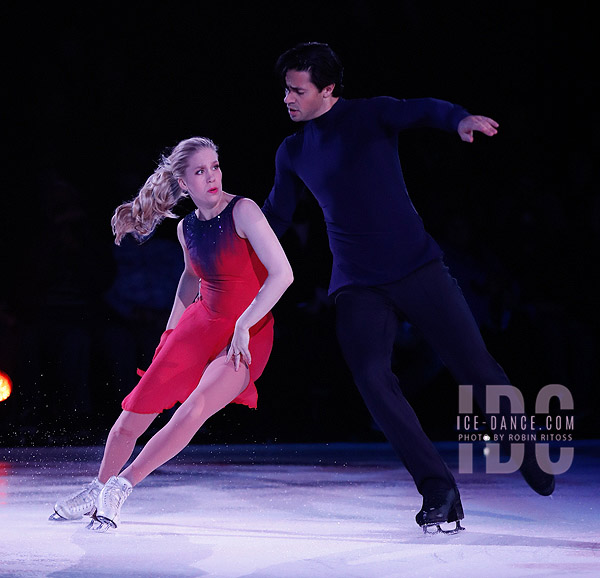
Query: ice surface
0 442 598 577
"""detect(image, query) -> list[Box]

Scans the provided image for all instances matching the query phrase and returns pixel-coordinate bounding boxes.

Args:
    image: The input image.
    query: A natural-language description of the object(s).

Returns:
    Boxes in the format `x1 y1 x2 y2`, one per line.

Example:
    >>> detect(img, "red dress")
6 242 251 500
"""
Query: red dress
122 196 273 413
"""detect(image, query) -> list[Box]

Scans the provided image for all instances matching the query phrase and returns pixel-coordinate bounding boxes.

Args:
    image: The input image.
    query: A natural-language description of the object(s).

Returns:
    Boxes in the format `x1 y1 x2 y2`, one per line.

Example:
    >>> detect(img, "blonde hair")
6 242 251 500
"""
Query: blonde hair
111 137 218 245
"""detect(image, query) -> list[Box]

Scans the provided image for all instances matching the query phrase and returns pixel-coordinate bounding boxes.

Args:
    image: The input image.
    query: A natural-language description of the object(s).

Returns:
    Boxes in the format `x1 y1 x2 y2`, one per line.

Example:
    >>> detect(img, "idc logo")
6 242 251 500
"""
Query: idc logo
457 384 575 475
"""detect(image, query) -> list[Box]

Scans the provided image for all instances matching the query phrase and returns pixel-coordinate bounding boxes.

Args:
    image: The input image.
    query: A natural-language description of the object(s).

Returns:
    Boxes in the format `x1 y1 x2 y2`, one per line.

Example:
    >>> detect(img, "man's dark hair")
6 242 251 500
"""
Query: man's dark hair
275 42 344 97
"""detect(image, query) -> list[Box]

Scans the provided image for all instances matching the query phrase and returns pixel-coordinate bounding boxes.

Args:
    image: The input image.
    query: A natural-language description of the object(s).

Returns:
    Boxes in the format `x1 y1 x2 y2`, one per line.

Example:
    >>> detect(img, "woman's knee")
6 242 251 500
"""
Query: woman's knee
175 395 208 426
109 411 155 442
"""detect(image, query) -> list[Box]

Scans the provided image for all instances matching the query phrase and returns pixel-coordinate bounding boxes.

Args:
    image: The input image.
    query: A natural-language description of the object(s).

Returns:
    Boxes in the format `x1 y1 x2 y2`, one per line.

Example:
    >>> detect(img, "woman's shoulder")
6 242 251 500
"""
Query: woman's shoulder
231 196 265 237
232 196 262 218
232 195 257 207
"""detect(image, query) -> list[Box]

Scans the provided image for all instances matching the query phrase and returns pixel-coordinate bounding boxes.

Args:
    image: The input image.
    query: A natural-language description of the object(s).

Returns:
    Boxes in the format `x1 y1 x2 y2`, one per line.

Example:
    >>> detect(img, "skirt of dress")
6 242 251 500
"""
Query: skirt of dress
121 300 274 413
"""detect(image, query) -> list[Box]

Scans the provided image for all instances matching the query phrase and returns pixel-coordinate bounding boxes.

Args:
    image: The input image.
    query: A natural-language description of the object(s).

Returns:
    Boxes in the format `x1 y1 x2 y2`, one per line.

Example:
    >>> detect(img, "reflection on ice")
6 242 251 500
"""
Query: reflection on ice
0 441 598 577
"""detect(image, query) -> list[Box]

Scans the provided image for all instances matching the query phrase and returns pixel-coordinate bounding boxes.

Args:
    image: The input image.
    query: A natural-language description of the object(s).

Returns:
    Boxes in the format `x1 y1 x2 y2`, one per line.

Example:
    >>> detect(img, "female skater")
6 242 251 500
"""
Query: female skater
49 137 293 530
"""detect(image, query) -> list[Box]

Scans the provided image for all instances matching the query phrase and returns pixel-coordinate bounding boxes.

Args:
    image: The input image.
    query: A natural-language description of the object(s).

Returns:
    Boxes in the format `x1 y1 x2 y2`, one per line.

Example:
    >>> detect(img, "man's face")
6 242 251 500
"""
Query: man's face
283 69 334 122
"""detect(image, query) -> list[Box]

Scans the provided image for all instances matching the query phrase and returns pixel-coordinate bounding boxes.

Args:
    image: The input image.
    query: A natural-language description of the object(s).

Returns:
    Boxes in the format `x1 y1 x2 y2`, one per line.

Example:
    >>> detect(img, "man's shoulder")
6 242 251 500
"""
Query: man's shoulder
344 95 401 106
336 96 404 119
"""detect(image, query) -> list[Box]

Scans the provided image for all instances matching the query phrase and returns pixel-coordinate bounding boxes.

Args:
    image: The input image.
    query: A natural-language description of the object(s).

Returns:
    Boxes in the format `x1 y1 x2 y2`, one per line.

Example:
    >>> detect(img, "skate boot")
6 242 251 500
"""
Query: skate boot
88 475 132 531
416 486 465 535
49 478 103 521
519 443 555 496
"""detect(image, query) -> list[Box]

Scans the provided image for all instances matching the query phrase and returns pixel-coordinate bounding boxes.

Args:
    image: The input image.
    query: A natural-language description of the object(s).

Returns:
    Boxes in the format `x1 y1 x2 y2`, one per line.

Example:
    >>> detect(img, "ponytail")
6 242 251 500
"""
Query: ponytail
111 137 217 245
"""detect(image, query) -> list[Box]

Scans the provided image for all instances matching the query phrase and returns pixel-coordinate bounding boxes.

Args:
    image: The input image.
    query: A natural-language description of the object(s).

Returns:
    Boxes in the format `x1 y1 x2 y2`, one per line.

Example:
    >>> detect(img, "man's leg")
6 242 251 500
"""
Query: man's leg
395 260 554 495
335 286 456 495
392 261 511 409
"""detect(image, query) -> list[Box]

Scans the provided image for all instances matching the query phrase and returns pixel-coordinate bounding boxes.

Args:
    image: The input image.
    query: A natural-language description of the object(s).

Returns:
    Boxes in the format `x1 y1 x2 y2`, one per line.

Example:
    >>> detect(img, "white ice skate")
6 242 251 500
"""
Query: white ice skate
87 475 132 532
49 478 103 521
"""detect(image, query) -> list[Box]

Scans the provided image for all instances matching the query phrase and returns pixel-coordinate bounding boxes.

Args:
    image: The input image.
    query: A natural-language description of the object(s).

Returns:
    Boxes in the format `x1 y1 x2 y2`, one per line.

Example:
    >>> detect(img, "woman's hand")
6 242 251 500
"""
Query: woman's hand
226 324 251 371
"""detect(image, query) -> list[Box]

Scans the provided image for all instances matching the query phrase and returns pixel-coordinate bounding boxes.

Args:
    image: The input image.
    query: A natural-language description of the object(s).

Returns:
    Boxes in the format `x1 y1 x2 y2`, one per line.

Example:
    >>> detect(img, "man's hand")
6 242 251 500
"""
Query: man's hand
458 115 499 142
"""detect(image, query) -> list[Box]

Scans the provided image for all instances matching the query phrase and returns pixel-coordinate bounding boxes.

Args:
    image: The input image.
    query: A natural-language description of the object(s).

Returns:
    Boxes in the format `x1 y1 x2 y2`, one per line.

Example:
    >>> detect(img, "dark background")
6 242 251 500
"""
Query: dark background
1 2 597 446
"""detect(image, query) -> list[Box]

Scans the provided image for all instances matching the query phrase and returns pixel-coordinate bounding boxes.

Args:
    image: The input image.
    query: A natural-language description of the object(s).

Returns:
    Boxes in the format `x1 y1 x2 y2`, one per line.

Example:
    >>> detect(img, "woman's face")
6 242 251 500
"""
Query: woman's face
179 148 223 212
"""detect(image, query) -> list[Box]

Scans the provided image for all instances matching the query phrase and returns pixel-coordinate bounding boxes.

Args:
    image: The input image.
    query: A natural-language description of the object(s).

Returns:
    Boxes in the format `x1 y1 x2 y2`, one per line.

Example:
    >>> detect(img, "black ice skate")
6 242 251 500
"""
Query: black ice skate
519 443 555 496
416 486 465 535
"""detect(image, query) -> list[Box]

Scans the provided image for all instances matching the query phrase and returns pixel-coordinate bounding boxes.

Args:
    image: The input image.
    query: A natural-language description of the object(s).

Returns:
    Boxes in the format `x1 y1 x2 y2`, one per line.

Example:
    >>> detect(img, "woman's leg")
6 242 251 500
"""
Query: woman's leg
119 352 249 487
49 410 157 520
98 411 158 483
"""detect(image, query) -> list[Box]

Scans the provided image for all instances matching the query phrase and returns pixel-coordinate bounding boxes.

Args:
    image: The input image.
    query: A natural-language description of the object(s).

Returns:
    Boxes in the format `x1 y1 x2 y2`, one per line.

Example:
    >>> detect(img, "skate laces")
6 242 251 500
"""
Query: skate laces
64 479 101 510
102 477 132 512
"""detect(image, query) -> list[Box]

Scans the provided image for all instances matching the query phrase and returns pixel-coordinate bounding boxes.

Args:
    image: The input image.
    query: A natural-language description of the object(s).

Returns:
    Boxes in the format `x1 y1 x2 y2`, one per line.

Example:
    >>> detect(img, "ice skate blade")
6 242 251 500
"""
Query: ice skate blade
48 510 88 522
87 515 117 532
48 511 69 522
422 520 465 535
94 516 117 532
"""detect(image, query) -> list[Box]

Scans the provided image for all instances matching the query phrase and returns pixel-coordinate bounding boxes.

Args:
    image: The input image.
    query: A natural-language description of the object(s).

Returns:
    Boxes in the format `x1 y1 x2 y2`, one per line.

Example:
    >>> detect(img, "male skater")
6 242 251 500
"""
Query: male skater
262 42 554 534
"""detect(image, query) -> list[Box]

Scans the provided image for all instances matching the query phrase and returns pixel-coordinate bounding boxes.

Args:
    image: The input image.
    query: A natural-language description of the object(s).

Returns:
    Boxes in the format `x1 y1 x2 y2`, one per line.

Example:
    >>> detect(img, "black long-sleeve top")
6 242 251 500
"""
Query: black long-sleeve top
262 96 470 294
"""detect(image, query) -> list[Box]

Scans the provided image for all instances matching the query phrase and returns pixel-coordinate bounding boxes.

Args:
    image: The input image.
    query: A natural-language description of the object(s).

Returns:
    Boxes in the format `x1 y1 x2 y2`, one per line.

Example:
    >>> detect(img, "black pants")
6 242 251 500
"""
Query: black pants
335 259 510 495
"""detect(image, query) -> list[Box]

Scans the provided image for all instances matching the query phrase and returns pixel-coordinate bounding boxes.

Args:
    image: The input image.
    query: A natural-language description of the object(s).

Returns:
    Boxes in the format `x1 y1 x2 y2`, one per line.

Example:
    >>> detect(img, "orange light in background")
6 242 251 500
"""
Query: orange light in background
0 371 12 402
